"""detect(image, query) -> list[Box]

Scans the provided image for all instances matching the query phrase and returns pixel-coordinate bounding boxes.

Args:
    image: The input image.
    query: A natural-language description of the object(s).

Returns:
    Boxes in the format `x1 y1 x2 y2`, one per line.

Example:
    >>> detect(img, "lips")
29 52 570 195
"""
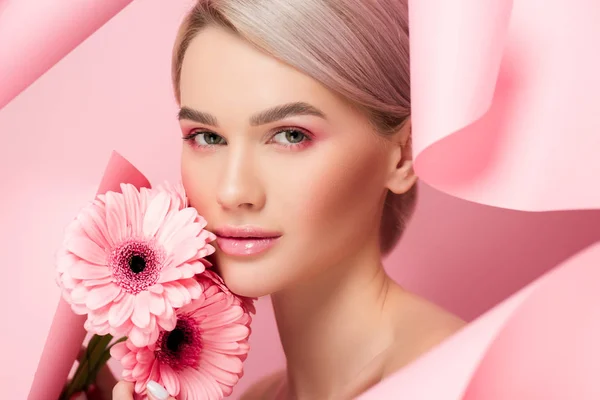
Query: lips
213 225 281 239
213 226 282 256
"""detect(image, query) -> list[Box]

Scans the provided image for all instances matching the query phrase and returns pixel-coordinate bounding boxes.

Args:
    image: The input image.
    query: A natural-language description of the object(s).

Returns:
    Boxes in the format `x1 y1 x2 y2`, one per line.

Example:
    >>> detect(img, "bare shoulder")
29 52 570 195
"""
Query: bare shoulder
240 370 286 400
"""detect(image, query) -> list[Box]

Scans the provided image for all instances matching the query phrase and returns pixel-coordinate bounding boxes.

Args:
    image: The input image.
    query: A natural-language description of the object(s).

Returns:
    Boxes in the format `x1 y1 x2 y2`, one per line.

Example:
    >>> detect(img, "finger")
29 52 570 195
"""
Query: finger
146 381 176 400
112 381 135 400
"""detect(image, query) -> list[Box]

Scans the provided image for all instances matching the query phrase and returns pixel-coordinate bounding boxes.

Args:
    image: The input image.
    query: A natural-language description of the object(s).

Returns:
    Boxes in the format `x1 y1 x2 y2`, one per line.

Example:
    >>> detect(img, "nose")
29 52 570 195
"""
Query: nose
216 146 266 211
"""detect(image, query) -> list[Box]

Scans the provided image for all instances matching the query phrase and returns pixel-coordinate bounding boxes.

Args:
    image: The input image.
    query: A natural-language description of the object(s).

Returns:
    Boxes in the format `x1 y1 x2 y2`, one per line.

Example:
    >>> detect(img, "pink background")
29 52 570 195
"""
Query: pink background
1 0 599 398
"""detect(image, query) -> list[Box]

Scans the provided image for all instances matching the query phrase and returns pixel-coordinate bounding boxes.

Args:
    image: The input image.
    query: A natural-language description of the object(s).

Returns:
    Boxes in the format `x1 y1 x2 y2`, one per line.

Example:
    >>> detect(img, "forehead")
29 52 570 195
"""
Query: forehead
179 26 343 115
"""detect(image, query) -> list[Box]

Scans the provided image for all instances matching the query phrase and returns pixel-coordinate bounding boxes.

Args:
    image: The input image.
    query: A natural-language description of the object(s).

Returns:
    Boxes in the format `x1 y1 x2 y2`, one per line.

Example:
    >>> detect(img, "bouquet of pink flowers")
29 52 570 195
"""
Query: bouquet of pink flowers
55 177 254 399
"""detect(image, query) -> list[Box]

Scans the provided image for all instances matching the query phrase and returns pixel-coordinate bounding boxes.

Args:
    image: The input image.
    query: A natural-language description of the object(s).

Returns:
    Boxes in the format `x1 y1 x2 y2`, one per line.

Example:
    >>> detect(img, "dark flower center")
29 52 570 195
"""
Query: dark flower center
129 254 146 273
155 314 202 371
108 238 164 294
166 328 185 352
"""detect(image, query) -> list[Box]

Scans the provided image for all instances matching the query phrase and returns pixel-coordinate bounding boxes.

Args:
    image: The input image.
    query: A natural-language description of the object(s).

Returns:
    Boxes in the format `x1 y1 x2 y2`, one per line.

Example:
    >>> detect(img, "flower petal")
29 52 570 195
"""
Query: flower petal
160 363 181 396
179 278 202 300
131 291 152 329
82 276 114 287
157 208 198 251
200 306 244 329
143 191 171 238
162 283 186 308
149 292 166 316
167 242 199 270
157 268 182 284
86 283 121 310
60 274 78 290
128 326 150 348
105 191 127 244
121 183 142 234
70 285 89 304
108 293 135 327
157 309 177 331
132 360 151 381
85 204 115 247
198 358 239 386
121 352 137 369
201 349 243 374
89 303 111 324
148 284 164 294
201 325 249 342
68 261 111 280
110 342 130 360
187 367 223 399
67 237 107 265
76 207 111 250
71 303 89 315
136 348 155 364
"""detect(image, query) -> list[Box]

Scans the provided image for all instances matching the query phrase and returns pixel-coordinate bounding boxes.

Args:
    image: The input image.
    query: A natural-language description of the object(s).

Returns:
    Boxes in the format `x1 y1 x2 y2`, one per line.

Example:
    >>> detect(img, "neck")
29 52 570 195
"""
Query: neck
270 242 401 399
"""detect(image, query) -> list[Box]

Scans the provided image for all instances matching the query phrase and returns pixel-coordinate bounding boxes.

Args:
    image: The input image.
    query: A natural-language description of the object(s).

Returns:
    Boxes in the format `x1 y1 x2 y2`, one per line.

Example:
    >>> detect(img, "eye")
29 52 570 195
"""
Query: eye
198 132 226 145
271 129 308 145
183 131 227 147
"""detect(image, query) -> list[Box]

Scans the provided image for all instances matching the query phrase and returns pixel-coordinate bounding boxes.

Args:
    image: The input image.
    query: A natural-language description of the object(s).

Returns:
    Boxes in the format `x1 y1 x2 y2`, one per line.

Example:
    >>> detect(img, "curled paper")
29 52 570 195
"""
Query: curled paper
462 242 600 400
0 0 134 111
3 0 598 398
28 151 150 400
360 242 600 399
410 0 600 211
360 0 600 397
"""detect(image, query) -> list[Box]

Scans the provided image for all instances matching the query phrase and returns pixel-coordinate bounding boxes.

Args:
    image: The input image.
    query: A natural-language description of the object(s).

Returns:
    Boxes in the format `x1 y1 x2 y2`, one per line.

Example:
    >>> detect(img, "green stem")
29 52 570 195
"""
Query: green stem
60 334 116 400
87 350 113 385
108 336 128 350
85 334 114 385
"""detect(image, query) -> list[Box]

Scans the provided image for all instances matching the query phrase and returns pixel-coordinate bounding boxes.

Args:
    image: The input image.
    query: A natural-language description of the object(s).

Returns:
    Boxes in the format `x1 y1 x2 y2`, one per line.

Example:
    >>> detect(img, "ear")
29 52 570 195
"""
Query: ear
386 116 417 194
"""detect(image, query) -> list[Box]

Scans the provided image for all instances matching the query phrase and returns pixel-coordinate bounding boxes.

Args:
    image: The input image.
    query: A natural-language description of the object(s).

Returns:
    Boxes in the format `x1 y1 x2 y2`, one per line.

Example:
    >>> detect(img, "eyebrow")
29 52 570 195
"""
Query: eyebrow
177 101 327 127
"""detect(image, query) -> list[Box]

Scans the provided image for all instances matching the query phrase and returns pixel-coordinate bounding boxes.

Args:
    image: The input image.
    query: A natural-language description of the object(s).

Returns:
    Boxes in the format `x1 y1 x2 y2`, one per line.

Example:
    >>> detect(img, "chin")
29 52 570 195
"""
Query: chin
221 273 274 298
215 257 291 298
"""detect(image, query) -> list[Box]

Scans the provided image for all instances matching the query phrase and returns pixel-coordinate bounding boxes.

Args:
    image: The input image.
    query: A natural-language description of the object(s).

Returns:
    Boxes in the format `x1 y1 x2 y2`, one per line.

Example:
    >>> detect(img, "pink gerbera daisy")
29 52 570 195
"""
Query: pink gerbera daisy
110 270 253 400
56 183 217 347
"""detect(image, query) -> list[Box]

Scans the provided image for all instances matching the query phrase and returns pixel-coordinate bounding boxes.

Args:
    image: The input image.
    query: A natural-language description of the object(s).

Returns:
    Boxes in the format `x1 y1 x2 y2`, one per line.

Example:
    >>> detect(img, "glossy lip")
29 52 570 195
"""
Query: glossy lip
213 225 282 239
213 225 282 257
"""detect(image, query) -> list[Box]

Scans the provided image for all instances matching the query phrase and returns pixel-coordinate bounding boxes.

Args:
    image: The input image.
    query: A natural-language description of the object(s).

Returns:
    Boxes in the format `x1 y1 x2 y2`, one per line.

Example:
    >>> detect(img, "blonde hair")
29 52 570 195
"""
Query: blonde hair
172 0 417 255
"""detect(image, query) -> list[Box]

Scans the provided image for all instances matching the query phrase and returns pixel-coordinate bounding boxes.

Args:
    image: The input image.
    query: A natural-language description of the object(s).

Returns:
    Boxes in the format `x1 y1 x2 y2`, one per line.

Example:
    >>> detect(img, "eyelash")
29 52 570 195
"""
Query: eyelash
181 128 313 151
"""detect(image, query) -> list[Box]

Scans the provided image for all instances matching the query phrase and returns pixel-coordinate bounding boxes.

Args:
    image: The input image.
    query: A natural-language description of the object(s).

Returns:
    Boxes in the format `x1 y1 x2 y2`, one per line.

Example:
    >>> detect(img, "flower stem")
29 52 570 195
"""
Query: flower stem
60 334 120 400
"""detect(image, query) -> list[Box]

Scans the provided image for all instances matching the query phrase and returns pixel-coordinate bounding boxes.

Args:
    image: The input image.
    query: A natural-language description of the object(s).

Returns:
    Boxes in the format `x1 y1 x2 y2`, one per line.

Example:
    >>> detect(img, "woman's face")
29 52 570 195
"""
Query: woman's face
179 26 404 297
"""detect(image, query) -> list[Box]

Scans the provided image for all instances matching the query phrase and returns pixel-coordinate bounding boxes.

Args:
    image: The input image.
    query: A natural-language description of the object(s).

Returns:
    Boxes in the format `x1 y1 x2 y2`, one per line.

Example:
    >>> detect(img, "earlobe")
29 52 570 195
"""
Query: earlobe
386 116 417 194
387 159 417 194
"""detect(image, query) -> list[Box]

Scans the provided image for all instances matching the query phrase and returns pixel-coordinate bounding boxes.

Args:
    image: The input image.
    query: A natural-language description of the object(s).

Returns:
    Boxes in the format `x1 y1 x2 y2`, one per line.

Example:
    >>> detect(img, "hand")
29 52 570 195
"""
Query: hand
112 381 177 400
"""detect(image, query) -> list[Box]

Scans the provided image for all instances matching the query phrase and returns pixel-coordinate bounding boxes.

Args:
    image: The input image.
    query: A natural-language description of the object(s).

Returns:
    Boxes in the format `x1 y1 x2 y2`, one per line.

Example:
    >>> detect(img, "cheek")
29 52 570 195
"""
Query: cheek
181 152 217 217
288 145 387 238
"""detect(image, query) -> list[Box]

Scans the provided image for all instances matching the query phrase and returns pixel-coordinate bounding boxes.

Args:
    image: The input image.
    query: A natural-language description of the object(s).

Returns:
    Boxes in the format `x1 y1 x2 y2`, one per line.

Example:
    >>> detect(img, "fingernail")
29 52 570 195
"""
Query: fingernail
146 380 169 400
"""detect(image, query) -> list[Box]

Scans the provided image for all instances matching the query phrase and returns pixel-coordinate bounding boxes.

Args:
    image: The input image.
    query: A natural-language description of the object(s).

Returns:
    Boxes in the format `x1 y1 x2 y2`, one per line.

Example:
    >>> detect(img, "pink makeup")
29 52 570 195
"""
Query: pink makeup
214 225 282 256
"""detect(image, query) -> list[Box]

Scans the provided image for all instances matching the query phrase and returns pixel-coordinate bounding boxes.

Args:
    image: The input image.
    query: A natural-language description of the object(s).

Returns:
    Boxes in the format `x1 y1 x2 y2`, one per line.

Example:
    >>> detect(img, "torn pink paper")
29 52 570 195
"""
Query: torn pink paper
462 242 600 400
27 151 150 400
5 0 598 398
361 242 600 399
0 0 134 111
360 0 600 397
411 0 600 211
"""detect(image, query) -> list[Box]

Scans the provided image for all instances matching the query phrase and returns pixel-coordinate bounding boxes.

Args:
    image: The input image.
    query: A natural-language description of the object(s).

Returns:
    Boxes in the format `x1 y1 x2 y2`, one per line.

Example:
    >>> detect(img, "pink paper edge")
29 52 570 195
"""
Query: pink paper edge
27 150 151 400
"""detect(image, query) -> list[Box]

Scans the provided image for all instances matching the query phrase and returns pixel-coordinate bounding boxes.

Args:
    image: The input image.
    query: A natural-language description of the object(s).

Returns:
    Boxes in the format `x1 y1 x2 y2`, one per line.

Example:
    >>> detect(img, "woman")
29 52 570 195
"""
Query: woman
114 0 465 398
